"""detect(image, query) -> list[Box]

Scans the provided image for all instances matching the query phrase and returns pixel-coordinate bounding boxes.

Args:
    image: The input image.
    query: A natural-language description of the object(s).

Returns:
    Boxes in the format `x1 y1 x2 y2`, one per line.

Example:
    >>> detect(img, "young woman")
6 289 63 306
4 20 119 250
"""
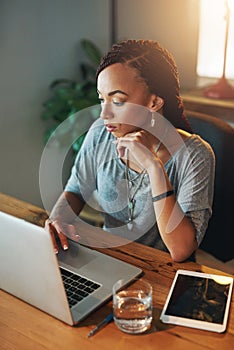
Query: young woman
45 40 215 262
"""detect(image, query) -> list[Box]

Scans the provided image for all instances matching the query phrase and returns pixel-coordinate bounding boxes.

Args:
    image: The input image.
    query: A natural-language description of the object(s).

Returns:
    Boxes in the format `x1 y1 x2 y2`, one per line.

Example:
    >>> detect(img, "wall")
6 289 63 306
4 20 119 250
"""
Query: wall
116 0 199 88
0 0 110 207
0 0 200 208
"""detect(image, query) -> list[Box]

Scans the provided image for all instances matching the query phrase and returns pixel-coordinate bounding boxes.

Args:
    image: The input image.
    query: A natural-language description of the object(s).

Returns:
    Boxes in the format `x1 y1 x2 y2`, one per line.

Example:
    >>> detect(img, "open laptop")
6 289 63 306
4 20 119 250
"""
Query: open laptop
0 211 142 325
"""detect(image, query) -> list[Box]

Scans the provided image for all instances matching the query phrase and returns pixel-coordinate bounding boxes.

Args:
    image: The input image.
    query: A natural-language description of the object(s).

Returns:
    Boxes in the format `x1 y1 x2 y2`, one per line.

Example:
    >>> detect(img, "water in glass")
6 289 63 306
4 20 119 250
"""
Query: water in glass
113 280 152 334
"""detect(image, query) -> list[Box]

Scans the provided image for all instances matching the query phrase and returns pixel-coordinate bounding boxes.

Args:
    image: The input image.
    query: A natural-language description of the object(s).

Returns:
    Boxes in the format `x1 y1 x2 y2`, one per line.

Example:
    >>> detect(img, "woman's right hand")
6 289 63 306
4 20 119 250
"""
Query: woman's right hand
45 218 80 254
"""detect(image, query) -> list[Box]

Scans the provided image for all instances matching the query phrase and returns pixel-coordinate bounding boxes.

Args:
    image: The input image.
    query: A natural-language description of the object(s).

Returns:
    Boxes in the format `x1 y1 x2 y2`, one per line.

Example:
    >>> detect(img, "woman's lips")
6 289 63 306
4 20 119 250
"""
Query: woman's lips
105 124 117 132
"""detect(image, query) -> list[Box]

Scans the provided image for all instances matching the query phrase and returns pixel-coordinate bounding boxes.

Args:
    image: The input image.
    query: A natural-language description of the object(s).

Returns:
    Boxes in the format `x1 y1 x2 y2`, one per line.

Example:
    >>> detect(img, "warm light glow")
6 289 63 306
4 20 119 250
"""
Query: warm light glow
197 0 234 79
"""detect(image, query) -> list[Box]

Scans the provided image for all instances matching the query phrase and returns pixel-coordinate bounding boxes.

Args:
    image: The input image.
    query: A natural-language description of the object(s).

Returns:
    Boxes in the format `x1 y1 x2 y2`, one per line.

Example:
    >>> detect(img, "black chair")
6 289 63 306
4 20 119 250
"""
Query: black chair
186 110 234 262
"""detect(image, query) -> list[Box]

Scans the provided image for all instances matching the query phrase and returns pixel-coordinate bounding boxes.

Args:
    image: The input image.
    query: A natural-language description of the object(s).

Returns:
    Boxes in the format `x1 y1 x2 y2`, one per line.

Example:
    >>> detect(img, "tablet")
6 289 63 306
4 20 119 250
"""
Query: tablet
160 269 233 333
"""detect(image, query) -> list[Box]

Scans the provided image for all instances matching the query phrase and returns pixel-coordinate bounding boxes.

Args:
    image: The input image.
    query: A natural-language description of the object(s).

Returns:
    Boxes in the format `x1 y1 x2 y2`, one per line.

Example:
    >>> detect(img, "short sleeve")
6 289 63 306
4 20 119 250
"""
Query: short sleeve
167 135 215 244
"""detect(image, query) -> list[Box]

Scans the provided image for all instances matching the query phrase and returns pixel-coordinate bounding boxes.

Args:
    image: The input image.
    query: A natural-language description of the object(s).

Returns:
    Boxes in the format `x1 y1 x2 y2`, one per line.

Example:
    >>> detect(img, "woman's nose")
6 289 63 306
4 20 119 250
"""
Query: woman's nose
100 103 114 120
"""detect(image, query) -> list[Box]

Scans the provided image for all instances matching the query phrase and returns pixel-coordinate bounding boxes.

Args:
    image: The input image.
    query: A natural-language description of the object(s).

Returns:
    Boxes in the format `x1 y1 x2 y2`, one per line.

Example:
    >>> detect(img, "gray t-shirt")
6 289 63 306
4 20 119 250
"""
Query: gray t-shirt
65 119 215 252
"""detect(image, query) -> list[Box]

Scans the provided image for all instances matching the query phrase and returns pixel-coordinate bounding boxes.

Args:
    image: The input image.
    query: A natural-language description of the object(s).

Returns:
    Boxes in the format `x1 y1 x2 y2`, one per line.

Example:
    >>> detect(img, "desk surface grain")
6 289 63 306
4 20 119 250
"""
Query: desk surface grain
0 193 233 350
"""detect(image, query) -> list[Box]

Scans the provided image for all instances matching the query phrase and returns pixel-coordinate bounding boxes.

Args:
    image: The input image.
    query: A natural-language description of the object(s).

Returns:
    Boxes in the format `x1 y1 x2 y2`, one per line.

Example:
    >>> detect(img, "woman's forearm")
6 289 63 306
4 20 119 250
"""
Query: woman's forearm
49 191 85 223
147 161 197 262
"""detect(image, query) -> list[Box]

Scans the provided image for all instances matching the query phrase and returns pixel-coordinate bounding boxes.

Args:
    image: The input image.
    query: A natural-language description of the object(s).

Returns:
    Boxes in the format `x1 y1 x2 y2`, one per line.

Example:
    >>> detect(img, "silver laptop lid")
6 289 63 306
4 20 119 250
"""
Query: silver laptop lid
0 211 142 325
0 211 73 324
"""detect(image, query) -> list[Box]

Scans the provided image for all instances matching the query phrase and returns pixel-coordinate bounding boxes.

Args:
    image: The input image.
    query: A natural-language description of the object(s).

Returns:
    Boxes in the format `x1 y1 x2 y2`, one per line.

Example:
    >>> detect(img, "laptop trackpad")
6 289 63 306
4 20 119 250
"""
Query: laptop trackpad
57 240 97 270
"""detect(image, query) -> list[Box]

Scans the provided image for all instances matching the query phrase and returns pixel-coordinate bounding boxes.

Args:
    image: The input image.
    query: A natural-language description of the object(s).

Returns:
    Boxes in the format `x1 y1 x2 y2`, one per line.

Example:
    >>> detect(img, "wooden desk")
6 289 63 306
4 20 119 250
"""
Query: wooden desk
182 88 234 127
0 193 233 350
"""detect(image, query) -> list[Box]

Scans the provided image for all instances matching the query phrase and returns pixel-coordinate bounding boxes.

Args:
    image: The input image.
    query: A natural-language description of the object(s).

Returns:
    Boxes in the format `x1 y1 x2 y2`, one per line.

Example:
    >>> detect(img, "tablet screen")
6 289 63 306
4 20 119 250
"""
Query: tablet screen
160 270 233 332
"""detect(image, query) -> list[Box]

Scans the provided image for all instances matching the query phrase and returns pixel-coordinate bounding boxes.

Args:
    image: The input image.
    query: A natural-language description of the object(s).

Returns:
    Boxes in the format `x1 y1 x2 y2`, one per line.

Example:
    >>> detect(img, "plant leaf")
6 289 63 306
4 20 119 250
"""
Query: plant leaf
81 39 102 66
80 63 97 81
50 79 76 90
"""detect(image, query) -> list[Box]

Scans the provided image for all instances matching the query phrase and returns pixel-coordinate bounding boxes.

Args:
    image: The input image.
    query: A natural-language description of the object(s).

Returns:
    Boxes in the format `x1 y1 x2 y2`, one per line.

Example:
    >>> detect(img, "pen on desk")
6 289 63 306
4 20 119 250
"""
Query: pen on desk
88 313 113 338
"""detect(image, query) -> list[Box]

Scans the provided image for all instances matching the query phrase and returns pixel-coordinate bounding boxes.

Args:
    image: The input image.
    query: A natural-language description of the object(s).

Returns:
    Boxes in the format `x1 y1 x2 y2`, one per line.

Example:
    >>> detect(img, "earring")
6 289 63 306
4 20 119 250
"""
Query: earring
151 112 156 128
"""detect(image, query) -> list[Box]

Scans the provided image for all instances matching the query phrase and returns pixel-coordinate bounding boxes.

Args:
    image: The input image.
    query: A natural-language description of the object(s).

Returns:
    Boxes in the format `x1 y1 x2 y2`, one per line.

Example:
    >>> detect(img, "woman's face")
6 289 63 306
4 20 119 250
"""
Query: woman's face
97 63 155 138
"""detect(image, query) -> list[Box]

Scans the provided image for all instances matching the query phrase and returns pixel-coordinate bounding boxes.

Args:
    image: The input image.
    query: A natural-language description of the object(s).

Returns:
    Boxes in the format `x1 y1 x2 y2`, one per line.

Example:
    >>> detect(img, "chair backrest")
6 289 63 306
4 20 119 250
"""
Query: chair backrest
186 110 234 262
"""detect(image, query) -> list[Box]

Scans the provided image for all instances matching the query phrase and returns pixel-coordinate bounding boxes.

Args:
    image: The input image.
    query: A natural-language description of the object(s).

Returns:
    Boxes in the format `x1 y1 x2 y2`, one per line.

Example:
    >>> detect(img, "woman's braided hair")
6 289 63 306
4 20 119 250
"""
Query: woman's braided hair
96 39 192 132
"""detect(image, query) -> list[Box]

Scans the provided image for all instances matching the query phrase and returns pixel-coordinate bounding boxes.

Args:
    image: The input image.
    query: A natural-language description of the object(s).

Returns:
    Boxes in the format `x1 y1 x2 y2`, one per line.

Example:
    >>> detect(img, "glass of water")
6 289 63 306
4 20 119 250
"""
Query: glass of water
113 278 153 334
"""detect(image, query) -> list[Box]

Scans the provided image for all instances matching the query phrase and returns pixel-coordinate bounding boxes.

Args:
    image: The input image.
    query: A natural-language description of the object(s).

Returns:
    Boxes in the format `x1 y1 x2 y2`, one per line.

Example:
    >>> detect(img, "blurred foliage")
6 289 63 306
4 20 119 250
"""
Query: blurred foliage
41 39 103 154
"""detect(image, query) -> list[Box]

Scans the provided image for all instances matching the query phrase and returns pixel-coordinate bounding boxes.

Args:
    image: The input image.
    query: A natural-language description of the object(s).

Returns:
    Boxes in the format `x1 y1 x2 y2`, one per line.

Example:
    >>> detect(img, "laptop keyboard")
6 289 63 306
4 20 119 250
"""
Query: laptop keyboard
60 267 101 308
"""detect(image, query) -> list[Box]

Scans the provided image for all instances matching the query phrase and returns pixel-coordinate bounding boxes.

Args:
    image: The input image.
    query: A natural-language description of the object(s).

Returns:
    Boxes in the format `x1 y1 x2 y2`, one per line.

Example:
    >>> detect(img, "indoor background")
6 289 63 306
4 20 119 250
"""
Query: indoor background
0 0 218 208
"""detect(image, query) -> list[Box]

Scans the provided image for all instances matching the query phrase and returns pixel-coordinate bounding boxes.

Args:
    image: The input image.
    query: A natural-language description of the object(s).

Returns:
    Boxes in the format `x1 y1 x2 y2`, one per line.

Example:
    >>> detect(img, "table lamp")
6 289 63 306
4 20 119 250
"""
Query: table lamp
204 0 234 99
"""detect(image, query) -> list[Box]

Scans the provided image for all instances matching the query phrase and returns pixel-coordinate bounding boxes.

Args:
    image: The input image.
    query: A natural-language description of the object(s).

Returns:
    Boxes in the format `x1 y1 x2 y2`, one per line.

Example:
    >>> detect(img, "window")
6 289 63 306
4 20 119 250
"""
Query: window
197 0 234 79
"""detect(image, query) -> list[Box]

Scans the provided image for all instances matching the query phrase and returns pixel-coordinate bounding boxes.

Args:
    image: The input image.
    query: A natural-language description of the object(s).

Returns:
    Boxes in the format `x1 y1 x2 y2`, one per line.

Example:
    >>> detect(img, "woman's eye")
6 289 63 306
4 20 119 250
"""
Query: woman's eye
113 101 125 106
98 98 125 106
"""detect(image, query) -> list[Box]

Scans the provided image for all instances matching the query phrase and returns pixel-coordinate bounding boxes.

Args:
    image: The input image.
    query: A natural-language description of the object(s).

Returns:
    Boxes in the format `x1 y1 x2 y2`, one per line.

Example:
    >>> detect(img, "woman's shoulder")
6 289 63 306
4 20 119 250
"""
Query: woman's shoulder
173 129 214 159
76 118 116 163
169 131 215 167
185 133 214 155
180 134 216 171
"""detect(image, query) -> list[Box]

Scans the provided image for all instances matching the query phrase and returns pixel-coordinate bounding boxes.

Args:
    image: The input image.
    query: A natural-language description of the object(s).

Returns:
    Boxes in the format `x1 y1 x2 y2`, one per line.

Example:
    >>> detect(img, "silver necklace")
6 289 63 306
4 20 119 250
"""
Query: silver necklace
125 154 146 230
125 141 162 230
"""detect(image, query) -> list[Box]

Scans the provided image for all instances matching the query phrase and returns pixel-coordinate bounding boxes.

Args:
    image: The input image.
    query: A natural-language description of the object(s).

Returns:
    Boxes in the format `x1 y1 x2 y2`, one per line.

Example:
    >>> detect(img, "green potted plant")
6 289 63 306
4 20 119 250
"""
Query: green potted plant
41 39 103 154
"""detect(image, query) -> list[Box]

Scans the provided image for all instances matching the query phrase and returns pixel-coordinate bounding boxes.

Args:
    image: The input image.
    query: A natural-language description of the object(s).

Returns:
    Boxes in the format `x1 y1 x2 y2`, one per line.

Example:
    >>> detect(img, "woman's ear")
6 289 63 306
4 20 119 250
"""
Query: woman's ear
149 95 164 112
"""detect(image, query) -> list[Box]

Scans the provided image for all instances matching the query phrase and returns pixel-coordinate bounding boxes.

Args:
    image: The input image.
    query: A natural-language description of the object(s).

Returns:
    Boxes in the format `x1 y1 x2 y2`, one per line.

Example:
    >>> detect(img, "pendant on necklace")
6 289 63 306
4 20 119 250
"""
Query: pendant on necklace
127 221 133 230
128 200 135 219
127 200 135 230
